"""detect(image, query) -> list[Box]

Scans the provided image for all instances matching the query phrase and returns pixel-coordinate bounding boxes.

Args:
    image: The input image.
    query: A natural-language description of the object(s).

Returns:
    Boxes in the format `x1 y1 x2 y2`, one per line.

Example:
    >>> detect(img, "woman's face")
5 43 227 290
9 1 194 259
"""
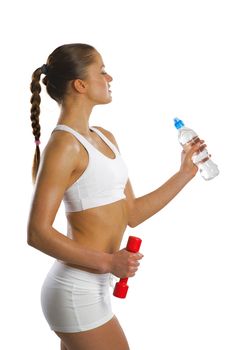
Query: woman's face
85 52 113 105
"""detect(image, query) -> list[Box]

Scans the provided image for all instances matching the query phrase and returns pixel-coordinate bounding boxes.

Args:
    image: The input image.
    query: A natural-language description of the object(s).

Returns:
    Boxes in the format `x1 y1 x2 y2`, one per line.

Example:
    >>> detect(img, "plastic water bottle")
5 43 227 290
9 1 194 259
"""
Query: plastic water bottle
173 118 219 180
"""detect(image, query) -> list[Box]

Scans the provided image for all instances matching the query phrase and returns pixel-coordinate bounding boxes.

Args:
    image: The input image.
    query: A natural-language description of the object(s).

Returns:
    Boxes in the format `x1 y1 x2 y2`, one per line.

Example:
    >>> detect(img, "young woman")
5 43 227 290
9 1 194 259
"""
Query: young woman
27 43 202 350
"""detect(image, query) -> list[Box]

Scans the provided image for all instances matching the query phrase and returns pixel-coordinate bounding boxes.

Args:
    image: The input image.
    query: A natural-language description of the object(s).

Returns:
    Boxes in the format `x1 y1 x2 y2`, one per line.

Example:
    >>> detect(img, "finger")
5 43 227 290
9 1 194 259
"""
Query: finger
130 261 140 268
128 257 139 266
130 265 138 273
129 253 143 260
126 267 136 278
186 142 201 157
198 144 207 152
131 256 143 263
136 252 144 259
128 272 136 278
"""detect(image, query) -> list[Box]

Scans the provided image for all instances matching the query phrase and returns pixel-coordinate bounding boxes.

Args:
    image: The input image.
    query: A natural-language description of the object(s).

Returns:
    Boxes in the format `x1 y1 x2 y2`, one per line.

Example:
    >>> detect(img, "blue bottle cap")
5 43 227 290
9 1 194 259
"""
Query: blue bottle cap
174 118 184 129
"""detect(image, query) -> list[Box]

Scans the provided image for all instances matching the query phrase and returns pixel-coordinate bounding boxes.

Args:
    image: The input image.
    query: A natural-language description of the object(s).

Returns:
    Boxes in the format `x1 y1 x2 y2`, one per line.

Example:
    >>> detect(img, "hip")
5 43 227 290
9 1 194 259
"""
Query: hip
40 260 115 332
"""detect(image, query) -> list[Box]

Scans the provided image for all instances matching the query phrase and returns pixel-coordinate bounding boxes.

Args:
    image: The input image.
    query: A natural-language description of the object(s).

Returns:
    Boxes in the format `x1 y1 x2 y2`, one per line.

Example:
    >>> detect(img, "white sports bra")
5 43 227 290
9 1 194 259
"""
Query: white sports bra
53 124 128 212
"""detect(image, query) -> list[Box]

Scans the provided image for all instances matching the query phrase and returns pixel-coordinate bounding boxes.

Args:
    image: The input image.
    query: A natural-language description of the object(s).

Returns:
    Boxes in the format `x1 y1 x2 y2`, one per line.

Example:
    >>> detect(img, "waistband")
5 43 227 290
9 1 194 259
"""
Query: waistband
48 260 112 284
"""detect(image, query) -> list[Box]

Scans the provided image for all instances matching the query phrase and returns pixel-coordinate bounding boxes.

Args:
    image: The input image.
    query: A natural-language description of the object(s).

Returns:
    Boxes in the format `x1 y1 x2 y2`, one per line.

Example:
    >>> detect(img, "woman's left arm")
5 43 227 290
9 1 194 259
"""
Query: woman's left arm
97 126 202 228
124 168 195 228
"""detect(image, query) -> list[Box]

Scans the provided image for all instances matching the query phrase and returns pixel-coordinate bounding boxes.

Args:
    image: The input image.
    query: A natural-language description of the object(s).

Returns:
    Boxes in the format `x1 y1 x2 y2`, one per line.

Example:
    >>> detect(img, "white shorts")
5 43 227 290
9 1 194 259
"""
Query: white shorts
41 260 114 333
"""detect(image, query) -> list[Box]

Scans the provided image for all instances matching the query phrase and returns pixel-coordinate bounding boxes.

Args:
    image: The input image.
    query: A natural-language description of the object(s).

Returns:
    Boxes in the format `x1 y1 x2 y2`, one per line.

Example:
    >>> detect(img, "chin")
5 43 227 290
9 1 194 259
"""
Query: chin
98 97 112 105
106 96 112 104
93 94 112 106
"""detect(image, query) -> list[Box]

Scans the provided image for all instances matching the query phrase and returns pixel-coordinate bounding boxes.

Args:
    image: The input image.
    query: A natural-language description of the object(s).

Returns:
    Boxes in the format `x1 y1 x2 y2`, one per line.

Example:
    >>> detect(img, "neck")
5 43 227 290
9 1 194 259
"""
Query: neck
58 97 94 136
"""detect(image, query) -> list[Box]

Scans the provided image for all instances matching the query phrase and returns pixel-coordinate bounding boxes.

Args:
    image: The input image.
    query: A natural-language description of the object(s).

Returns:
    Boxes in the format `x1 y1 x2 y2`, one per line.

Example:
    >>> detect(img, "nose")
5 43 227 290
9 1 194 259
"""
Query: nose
106 74 113 82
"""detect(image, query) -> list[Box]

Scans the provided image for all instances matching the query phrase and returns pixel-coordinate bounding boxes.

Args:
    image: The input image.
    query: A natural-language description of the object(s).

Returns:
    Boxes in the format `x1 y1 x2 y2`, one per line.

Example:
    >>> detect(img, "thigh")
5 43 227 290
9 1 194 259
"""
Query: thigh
61 341 68 350
55 316 130 350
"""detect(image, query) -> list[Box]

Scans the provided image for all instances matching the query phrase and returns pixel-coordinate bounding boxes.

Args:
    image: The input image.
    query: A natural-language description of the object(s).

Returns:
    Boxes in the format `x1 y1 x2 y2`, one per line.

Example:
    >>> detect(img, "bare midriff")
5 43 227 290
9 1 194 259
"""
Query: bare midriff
64 198 128 272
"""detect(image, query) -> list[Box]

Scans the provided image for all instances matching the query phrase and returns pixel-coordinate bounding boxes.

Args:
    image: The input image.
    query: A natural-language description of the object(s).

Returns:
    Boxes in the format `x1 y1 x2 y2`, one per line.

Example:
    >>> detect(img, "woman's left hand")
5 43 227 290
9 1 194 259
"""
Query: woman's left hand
179 140 206 178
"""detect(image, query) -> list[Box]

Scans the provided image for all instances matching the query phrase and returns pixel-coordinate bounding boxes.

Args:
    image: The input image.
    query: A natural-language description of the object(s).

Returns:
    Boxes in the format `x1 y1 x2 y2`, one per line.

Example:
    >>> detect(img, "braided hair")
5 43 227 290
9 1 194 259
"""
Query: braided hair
29 43 96 182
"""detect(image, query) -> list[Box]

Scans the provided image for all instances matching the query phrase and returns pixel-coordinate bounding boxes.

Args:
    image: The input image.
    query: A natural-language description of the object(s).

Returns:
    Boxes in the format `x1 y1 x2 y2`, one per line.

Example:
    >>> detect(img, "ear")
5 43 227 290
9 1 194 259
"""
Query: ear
72 79 87 94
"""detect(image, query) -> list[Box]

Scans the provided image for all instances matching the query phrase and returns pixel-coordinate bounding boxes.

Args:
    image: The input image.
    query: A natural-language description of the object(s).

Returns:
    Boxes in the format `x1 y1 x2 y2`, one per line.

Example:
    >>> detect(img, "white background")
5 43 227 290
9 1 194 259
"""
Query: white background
1 0 233 349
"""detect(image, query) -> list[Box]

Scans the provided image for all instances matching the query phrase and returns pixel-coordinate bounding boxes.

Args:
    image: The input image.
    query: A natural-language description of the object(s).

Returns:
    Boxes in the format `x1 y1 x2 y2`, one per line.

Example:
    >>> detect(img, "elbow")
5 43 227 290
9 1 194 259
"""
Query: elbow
128 222 136 228
127 217 138 228
27 222 45 248
127 206 139 228
27 225 37 247
128 221 139 228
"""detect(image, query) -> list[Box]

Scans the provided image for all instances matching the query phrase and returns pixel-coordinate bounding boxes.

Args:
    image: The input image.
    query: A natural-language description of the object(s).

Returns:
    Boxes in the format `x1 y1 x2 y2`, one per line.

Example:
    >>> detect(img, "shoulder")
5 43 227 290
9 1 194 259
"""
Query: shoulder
38 129 84 178
92 126 120 151
44 128 84 160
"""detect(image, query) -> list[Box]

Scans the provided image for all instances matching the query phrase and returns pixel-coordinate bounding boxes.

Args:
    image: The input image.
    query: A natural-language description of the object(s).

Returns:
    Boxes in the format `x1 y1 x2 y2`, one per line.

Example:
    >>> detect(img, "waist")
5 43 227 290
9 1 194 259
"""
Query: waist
48 260 111 282
65 198 128 258
65 227 127 257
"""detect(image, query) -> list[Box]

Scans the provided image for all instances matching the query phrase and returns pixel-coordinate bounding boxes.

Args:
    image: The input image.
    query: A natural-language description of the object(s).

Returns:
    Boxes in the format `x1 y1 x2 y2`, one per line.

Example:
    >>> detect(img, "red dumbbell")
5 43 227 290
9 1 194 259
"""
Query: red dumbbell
113 236 142 298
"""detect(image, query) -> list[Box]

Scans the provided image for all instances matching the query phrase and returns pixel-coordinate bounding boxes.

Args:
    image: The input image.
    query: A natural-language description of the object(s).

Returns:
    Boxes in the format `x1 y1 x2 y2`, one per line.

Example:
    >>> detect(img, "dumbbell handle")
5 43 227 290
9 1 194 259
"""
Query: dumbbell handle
113 236 142 299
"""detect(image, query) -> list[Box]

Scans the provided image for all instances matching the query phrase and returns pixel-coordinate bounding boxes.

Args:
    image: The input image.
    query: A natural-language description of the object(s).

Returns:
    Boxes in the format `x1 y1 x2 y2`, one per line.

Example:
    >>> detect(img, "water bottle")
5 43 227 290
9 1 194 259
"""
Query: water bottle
173 118 219 180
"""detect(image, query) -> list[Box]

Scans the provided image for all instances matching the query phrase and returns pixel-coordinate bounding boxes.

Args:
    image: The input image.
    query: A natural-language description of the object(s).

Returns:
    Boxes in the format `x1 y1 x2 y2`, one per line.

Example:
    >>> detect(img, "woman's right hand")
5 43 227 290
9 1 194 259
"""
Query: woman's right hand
109 248 144 278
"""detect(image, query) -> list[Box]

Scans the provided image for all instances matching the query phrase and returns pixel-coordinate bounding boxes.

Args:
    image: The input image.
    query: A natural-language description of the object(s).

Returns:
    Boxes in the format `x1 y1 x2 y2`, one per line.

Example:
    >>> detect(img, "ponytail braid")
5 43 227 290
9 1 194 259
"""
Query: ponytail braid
30 66 45 183
29 44 96 183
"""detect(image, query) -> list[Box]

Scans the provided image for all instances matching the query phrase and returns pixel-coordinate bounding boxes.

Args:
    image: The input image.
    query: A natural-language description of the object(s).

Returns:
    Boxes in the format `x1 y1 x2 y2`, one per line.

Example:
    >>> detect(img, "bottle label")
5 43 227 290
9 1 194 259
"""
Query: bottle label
180 135 200 147
192 149 210 164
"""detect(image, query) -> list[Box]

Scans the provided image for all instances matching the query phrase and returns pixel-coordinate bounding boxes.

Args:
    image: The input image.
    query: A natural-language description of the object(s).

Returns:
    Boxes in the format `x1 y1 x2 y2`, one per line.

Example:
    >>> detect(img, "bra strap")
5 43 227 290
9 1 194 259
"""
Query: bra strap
53 124 93 150
90 127 119 154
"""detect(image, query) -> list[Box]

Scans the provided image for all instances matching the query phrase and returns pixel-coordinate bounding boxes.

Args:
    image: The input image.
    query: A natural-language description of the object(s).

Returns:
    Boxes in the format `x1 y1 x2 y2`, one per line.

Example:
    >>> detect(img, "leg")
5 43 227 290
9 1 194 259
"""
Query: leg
61 341 68 350
55 315 130 350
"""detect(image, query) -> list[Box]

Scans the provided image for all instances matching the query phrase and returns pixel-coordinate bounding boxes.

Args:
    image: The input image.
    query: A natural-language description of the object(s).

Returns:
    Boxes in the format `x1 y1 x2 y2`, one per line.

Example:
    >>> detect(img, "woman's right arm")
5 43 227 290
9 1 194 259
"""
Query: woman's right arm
27 133 141 277
27 133 113 273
